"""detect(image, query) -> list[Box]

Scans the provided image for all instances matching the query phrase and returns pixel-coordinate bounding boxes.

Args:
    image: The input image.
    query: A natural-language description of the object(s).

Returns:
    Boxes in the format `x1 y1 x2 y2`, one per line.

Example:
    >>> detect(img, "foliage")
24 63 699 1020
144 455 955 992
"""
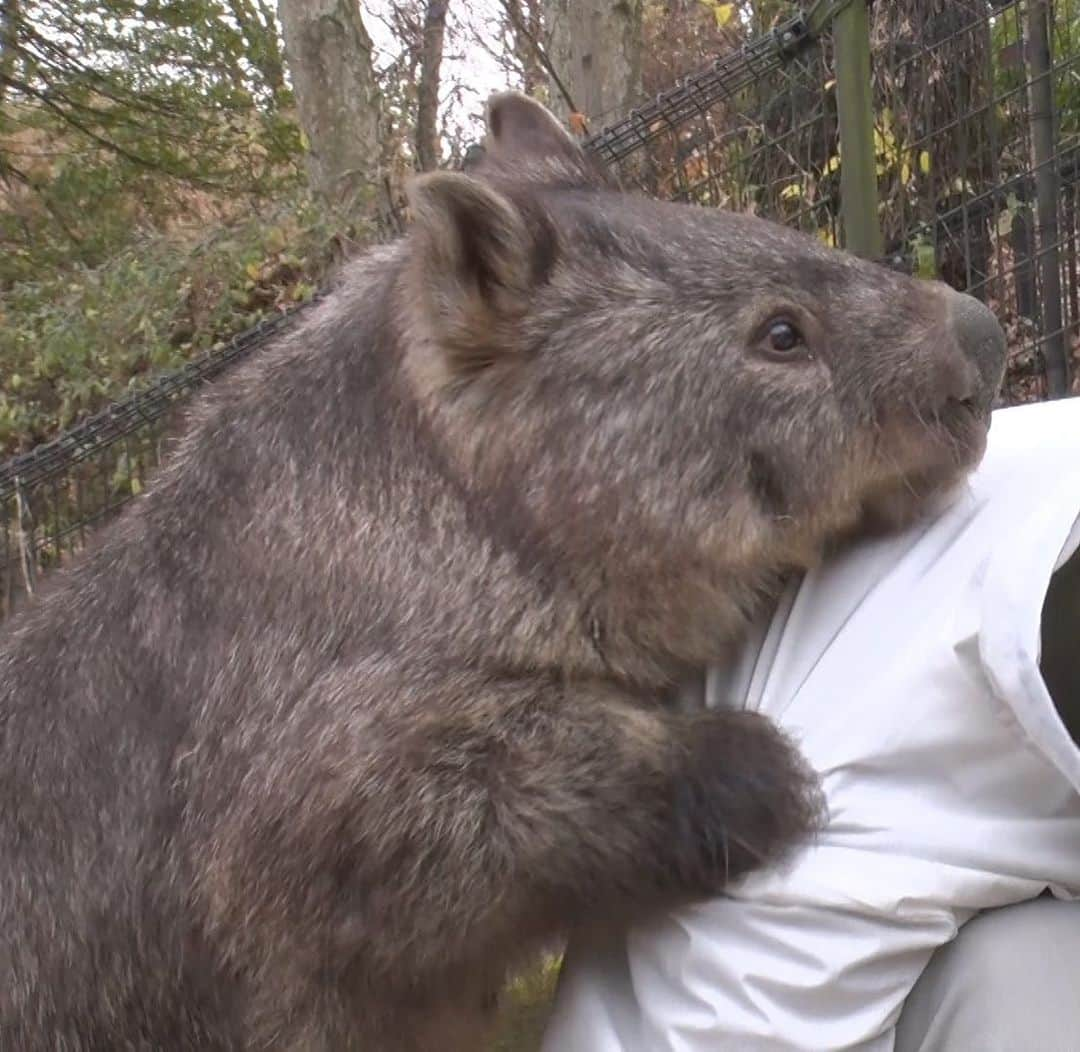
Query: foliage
0 188 373 454
0 0 305 281
0 0 319 453
1 0 299 181
491 954 561 1052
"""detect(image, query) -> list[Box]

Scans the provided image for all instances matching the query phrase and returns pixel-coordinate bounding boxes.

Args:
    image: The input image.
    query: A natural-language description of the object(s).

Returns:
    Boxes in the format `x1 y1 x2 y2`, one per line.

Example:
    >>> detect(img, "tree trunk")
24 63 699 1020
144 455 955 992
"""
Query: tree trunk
506 0 546 98
415 0 449 171
542 0 643 126
277 0 382 207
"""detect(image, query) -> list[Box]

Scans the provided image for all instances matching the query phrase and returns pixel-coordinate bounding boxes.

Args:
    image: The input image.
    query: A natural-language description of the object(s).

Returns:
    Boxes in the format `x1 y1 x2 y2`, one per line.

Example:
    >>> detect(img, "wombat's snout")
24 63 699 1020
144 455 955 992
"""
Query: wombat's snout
943 289 1007 412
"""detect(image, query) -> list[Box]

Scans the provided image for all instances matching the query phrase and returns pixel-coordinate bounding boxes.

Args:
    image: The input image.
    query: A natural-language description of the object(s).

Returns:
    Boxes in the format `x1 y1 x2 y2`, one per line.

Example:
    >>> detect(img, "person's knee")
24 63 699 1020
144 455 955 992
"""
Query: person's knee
896 896 1080 1051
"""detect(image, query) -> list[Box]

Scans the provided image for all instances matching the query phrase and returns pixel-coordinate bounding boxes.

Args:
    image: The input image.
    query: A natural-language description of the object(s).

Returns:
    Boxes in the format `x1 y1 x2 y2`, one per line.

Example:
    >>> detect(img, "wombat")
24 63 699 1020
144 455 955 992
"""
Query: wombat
0 93 1005 1051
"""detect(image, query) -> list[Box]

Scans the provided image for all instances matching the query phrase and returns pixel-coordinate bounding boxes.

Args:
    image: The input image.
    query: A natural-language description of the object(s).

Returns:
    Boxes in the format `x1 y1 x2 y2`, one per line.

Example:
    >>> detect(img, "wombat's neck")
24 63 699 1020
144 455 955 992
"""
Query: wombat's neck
349 264 792 688
367 405 783 687
350 477 771 687
574 555 785 685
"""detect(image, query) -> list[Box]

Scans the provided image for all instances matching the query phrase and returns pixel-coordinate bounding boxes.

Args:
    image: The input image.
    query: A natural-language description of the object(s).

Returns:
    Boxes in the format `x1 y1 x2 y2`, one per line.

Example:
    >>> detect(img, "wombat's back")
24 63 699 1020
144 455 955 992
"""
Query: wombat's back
0 247 435 1047
0 540 237 1046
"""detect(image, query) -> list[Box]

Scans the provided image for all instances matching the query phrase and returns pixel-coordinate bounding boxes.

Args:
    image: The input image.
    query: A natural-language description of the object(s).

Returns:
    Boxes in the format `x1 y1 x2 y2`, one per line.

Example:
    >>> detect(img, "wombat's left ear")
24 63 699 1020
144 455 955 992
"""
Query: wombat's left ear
405 170 547 380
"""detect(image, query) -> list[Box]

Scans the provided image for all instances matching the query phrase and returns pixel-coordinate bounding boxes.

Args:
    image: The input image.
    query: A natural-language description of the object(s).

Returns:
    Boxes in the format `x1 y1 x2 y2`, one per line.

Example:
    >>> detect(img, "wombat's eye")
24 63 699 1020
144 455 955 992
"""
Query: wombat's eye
767 320 803 353
753 315 812 363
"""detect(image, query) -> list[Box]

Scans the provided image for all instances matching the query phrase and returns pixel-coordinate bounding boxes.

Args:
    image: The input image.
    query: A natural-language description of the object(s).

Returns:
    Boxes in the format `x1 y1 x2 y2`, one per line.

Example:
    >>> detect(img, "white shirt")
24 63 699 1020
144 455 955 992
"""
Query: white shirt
541 398 1080 1052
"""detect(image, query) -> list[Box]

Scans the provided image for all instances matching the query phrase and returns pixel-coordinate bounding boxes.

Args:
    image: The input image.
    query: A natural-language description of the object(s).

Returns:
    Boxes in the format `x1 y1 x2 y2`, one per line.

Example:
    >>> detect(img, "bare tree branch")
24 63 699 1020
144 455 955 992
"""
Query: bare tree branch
497 0 578 116
0 0 19 111
503 0 545 96
0 159 84 244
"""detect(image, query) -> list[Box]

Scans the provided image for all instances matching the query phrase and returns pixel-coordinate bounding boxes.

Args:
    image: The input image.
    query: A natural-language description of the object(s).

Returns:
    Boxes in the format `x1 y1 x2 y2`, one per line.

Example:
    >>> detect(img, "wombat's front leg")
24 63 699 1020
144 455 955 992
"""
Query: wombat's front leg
326 670 818 1047
475 683 824 927
208 666 822 1049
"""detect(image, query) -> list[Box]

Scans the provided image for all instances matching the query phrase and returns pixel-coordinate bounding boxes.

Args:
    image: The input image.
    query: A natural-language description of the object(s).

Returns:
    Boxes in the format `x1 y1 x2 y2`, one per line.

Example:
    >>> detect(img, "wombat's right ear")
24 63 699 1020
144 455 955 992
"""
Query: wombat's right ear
485 91 583 163
405 171 541 380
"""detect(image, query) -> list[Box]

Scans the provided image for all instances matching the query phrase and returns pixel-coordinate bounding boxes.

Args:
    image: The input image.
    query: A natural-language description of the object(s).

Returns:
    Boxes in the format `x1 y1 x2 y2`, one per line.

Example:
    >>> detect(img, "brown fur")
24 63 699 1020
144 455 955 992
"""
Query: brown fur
0 93 1005 1050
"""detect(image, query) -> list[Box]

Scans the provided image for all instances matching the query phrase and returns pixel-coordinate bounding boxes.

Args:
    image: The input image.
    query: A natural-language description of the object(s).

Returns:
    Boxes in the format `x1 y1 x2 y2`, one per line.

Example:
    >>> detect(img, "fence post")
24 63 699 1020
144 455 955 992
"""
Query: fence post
1027 0 1069 398
833 0 883 259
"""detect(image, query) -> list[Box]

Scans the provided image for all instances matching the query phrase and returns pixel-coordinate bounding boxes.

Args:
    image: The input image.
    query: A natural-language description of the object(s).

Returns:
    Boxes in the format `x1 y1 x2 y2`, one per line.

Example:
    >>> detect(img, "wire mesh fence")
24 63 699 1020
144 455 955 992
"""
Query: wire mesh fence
871 0 1079 402
3 0 1079 620
0 301 324 615
607 29 843 247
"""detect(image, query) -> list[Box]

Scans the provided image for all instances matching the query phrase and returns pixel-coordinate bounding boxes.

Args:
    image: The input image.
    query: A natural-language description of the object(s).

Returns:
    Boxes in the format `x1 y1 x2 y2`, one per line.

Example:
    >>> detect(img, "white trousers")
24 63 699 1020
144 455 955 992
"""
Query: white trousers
896 895 1080 1052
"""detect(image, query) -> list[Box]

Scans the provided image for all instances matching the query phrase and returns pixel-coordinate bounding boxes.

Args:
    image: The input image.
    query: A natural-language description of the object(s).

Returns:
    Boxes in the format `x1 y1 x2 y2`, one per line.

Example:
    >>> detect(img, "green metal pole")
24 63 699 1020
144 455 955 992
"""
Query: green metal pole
1027 0 1068 397
833 0 882 259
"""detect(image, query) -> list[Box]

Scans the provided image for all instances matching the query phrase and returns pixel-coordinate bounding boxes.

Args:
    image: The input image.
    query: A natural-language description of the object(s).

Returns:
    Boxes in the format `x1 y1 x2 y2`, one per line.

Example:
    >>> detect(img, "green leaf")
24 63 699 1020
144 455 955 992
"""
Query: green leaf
265 227 288 255
699 0 735 27
914 238 937 279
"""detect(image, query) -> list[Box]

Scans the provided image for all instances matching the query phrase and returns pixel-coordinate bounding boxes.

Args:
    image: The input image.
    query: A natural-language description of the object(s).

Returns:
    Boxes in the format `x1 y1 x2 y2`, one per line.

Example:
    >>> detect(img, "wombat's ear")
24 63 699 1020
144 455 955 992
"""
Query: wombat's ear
484 90 585 165
405 170 543 379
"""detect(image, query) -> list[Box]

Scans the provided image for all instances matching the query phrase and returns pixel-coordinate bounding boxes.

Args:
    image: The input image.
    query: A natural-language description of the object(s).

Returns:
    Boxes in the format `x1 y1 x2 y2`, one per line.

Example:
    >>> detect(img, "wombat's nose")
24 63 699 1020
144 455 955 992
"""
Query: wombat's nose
947 291 1007 407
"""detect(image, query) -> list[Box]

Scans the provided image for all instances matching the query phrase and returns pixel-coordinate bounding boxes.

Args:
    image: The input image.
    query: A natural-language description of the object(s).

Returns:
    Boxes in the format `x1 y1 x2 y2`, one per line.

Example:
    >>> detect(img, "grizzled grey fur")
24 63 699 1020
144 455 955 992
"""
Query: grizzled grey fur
0 93 1005 1050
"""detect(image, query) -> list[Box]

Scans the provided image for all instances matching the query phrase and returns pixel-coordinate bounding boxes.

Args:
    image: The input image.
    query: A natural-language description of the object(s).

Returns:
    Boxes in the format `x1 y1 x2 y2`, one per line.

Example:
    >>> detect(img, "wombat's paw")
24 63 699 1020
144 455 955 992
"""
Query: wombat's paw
668 710 825 893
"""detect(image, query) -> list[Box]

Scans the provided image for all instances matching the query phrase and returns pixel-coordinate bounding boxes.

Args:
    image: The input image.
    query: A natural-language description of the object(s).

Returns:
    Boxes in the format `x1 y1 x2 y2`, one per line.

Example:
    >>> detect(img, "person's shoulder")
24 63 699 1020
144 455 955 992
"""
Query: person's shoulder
987 398 1080 456
975 399 1080 490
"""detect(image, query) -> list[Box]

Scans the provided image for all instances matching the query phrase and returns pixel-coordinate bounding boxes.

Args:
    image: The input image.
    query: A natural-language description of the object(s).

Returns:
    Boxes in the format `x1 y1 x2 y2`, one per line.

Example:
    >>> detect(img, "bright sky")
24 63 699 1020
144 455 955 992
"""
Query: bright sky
364 0 512 144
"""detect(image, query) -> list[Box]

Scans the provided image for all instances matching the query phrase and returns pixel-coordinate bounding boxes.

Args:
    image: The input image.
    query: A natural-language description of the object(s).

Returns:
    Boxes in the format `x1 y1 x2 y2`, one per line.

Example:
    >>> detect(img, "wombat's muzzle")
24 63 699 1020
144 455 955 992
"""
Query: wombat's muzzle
944 290 1007 413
